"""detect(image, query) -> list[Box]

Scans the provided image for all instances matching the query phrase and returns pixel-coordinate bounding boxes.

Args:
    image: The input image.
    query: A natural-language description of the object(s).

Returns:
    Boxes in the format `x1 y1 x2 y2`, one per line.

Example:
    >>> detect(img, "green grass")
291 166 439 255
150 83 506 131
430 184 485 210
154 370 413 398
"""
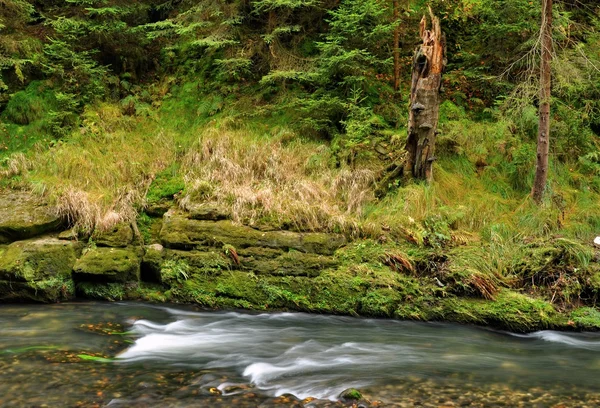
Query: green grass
0 81 61 157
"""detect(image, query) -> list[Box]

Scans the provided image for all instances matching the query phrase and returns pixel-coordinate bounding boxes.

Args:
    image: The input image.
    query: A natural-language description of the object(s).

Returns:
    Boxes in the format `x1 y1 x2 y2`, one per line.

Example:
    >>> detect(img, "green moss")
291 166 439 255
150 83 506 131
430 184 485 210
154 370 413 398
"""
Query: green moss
91 223 133 247
339 388 362 401
134 283 171 302
434 290 560 332
0 191 63 244
359 288 403 317
146 164 185 204
215 272 267 305
168 249 232 275
241 249 337 277
570 307 600 330
0 238 78 282
161 259 191 285
137 213 161 244
73 247 141 283
160 215 346 254
0 275 75 302
30 276 75 301
76 282 126 301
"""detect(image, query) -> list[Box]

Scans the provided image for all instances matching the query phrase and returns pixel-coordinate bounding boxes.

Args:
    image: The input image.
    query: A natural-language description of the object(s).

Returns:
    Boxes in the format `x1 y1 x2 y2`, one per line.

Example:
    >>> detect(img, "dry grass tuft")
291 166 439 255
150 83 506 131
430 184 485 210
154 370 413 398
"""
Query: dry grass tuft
55 188 103 233
15 104 174 232
0 152 32 177
181 128 376 233
467 272 500 300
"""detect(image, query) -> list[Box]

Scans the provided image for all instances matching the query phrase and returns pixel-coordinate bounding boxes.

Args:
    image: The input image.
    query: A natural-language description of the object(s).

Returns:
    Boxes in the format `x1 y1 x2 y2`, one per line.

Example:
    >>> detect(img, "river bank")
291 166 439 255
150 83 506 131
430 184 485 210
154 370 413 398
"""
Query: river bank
1 189 599 333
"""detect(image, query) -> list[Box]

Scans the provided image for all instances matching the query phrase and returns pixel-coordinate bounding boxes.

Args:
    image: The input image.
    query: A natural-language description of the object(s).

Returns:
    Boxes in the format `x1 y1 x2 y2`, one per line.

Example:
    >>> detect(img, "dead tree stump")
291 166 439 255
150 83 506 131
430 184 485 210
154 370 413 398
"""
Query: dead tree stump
404 9 446 181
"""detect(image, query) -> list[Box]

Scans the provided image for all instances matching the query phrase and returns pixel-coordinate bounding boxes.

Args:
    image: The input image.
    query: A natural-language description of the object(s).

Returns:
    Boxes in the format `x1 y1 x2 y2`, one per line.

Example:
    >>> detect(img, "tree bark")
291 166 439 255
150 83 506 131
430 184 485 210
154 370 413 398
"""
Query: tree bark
404 9 445 181
393 0 401 94
532 0 552 203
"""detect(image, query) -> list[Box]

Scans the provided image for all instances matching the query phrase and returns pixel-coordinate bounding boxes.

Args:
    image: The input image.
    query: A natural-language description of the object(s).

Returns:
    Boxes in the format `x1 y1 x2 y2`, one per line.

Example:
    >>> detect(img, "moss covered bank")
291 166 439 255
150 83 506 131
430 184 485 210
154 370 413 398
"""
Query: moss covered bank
1 190 600 333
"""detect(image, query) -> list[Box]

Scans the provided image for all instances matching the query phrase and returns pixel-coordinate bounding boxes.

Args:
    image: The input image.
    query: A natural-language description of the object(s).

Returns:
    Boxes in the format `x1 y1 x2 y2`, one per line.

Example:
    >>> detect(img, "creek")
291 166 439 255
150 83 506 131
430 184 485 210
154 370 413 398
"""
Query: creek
1 302 599 407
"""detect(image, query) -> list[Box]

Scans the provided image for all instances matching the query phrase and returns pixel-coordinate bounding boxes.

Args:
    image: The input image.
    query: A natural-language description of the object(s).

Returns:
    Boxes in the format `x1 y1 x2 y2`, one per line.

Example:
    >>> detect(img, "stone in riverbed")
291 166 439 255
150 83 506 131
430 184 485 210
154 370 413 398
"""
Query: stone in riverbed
339 388 363 402
73 247 141 283
0 191 63 244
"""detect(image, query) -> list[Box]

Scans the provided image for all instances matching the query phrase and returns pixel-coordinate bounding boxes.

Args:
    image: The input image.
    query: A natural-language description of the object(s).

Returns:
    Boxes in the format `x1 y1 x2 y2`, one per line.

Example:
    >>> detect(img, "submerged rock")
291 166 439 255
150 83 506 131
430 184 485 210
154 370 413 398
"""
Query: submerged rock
0 191 63 244
339 388 363 402
73 247 141 283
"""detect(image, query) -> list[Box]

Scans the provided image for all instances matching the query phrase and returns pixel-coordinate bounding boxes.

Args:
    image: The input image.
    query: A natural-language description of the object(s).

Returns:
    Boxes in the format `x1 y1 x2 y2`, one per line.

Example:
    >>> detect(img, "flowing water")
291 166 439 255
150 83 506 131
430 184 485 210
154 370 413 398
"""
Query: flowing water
1 302 600 407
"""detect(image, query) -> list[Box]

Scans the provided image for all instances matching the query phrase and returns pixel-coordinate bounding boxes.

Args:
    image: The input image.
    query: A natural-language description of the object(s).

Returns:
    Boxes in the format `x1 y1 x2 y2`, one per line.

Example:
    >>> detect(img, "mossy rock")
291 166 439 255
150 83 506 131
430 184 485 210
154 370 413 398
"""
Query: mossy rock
166 249 233 274
141 244 165 283
146 200 172 217
0 276 75 302
339 388 362 402
160 212 346 255
91 223 134 247
73 247 141 283
0 237 80 282
570 307 600 330
432 290 560 332
240 250 338 277
213 272 268 306
186 203 229 221
0 191 63 244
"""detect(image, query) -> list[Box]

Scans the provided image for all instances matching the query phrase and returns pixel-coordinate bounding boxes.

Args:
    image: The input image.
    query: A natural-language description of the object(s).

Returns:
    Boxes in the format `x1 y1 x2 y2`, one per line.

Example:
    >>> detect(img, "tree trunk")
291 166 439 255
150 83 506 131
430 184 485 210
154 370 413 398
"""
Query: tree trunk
393 0 400 94
532 0 552 203
404 9 445 181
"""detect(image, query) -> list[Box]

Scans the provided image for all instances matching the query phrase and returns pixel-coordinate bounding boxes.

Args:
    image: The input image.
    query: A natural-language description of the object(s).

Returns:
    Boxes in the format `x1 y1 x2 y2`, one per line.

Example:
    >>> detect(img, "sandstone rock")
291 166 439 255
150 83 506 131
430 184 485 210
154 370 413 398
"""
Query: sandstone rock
0 191 63 243
92 223 133 247
0 237 79 282
0 237 78 302
186 203 229 221
238 249 338 277
160 211 346 255
141 244 165 282
73 247 141 283
146 200 172 217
